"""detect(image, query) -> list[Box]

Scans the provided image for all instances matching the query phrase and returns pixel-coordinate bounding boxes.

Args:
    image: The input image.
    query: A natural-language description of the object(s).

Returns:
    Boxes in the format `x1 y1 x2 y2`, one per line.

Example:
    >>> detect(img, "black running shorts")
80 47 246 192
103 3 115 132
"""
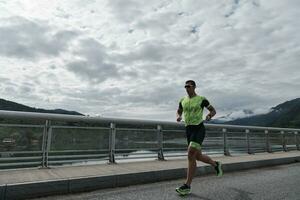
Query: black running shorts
186 122 206 150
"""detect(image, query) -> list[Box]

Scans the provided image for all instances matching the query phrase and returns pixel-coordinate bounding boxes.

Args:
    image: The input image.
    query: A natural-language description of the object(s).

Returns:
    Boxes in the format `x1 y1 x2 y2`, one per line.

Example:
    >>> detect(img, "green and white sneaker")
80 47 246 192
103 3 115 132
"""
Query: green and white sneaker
215 161 223 177
175 184 191 196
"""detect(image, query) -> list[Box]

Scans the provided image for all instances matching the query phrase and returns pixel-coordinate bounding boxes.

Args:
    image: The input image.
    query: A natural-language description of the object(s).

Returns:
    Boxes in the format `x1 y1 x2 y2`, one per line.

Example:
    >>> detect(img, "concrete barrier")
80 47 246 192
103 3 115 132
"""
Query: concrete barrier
5 180 68 200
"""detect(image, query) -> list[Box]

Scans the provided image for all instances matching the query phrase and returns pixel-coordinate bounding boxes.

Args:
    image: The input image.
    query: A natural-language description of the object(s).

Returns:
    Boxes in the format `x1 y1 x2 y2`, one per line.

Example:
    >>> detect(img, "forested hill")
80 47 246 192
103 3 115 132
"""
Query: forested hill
0 98 83 116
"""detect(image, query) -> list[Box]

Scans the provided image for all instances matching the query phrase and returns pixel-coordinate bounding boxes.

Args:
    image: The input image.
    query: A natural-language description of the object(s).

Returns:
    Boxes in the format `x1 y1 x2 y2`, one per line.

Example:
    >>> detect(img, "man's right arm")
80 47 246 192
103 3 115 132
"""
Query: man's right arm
176 102 183 122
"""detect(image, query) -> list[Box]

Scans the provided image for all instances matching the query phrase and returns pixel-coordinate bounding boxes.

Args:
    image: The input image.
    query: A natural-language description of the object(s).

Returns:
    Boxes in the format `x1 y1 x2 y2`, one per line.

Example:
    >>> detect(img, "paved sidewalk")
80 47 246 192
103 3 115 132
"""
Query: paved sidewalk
0 151 299 200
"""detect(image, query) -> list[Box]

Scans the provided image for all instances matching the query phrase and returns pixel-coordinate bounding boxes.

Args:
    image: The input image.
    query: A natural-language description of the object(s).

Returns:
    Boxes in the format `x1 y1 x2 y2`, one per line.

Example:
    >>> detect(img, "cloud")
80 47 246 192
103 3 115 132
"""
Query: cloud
66 38 120 83
117 40 179 63
0 16 79 60
107 0 150 23
0 0 299 121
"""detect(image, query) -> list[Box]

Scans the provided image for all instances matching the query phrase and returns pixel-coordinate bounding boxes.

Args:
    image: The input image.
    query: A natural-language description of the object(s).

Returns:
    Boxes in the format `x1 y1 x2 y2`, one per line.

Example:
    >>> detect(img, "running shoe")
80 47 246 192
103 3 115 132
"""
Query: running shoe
175 184 191 196
215 161 223 177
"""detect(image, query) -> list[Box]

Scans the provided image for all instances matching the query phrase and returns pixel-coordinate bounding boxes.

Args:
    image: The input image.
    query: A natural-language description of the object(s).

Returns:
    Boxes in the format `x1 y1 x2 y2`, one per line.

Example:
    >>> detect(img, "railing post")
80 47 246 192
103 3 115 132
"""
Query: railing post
246 129 252 154
109 122 116 164
281 131 287 152
45 122 52 168
223 128 230 156
265 130 271 153
41 120 51 168
295 131 299 151
157 125 165 160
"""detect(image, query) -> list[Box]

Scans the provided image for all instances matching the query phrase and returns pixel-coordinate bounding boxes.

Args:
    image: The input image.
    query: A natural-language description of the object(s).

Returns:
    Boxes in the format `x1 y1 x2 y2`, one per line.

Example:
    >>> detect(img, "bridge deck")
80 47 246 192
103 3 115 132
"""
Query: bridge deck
0 151 299 200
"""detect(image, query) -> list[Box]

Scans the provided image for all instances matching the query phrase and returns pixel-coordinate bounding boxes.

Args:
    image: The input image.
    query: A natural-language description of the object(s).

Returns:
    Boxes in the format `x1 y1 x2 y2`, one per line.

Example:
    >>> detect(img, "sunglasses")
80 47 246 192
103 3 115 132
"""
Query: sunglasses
184 85 193 88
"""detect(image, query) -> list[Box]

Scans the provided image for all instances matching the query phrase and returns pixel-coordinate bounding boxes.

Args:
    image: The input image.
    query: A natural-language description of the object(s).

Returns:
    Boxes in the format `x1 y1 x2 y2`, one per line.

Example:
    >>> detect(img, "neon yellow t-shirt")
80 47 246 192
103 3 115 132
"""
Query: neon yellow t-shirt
179 95 209 126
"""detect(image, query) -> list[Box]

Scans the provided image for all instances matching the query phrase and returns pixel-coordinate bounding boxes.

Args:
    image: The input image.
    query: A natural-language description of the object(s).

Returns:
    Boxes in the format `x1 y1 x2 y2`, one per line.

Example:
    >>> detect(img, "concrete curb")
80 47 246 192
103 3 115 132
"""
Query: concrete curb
2 156 300 200
0 184 6 200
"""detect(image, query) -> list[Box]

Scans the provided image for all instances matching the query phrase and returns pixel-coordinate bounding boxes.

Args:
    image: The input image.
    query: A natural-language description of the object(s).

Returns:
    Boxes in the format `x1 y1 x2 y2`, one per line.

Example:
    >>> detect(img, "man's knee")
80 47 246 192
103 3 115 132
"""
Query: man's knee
188 149 197 161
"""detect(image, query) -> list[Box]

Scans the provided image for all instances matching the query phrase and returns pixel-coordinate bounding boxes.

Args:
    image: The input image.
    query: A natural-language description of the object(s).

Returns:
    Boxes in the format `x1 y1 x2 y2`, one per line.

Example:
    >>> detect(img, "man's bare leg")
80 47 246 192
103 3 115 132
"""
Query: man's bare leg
196 150 217 167
185 147 198 186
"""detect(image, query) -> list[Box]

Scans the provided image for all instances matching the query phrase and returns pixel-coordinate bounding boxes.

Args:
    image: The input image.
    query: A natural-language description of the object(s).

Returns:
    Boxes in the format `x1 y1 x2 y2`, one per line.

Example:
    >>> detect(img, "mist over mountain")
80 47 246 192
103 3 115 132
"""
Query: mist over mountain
0 99 83 116
217 98 300 128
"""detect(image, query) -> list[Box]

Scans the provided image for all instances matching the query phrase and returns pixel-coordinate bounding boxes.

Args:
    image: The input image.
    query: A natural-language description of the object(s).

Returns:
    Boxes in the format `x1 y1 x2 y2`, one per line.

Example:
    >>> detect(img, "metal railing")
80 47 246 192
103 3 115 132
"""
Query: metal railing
0 110 299 169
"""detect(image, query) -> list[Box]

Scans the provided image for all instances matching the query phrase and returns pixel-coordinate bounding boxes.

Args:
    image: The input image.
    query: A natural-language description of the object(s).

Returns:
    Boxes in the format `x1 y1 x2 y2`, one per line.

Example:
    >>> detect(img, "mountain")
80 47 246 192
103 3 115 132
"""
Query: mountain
0 98 84 116
222 98 300 128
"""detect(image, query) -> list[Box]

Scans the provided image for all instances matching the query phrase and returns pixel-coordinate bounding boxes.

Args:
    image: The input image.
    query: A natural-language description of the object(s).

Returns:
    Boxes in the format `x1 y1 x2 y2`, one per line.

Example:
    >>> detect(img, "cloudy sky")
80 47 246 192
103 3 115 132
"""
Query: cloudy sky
0 0 299 121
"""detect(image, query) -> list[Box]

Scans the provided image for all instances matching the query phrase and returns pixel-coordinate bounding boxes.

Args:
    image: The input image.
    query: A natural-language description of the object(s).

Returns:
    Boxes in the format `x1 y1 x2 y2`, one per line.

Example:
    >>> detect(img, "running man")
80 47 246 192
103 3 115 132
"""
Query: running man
175 80 223 196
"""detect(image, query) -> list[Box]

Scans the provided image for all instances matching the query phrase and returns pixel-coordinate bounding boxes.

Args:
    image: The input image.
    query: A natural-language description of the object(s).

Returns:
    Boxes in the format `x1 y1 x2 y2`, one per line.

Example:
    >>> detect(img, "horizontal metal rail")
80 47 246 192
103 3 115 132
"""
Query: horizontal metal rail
51 126 111 130
0 123 44 128
0 110 299 131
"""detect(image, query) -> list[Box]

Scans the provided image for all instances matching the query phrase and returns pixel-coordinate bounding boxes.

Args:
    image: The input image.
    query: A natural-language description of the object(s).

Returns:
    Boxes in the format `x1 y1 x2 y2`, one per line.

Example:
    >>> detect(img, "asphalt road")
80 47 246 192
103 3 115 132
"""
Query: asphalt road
32 163 300 200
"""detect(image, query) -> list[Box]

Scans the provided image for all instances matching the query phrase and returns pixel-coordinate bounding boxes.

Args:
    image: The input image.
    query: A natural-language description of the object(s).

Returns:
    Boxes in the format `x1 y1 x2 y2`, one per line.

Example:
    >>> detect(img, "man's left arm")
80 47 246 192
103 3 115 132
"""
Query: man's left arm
201 99 216 121
205 105 216 121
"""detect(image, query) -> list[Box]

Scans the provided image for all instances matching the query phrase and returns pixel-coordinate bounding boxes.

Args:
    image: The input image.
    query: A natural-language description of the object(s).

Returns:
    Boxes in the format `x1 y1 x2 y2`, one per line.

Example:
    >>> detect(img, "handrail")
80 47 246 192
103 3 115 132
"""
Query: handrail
0 110 299 131
0 110 180 126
